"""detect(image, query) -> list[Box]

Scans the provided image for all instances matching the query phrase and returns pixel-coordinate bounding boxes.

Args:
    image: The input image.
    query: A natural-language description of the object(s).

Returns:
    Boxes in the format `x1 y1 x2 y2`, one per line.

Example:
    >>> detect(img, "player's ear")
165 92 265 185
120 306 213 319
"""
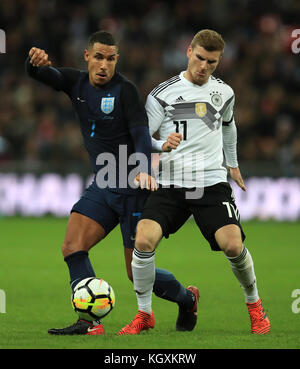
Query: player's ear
186 45 193 58
84 49 89 62
214 52 222 69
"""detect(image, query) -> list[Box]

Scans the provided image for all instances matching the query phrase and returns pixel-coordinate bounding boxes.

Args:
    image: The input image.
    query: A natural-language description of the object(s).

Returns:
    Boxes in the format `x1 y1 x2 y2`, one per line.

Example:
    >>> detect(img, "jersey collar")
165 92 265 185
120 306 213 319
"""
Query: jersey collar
180 71 211 88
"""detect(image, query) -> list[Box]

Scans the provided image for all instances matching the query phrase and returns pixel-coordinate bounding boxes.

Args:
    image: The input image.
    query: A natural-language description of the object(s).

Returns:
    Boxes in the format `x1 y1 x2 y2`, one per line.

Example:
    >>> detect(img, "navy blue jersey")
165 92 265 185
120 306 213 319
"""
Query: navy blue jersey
26 59 152 194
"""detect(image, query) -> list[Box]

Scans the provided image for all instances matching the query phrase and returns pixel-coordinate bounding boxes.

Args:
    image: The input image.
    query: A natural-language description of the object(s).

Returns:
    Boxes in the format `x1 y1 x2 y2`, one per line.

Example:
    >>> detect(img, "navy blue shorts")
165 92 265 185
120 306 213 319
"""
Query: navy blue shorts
71 180 149 248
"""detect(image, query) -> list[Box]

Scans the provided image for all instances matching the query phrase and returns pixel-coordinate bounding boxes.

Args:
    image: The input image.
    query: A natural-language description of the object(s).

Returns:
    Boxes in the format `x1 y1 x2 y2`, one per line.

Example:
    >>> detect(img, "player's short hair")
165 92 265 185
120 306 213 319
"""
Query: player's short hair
191 29 225 54
88 31 118 49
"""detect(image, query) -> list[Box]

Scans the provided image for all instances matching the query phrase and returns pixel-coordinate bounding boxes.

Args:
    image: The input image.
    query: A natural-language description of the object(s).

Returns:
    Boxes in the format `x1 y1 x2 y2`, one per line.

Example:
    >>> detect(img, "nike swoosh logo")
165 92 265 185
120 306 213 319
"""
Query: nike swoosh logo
77 97 86 103
87 326 100 333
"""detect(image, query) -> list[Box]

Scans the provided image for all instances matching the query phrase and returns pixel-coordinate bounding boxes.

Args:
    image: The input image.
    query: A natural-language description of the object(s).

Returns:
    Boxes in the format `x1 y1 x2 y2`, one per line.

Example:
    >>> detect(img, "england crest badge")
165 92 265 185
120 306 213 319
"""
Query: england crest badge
101 97 115 114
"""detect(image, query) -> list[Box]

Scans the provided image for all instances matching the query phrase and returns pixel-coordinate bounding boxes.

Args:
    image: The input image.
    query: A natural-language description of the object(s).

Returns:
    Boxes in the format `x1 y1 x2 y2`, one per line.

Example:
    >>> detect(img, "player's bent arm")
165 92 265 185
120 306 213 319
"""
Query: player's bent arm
151 137 165 152
129 125 158 191
146 93 183 152
129 125 153 175
151 132 182 153
121 80 156 177
145 94 165 136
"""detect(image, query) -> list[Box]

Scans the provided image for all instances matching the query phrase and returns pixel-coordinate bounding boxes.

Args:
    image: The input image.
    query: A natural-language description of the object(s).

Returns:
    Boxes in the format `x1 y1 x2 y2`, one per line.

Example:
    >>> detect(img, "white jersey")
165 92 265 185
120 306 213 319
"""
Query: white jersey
147 71 235 188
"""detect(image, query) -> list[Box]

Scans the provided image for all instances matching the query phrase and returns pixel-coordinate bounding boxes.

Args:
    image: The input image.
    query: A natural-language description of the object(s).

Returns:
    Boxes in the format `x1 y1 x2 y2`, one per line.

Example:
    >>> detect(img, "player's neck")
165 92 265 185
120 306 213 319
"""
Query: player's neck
183 70 210 86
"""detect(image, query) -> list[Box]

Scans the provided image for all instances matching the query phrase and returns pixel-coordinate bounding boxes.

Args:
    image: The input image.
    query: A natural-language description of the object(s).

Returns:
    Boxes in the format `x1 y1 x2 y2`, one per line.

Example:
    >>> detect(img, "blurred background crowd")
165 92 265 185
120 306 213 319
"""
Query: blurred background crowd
0 0 300 176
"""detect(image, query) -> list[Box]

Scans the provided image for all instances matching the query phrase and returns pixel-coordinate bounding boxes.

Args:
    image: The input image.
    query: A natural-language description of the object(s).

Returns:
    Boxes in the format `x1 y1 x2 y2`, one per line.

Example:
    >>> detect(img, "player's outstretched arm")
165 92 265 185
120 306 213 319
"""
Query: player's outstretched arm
128 125 158 191
25 47 79 93
25 47 64 90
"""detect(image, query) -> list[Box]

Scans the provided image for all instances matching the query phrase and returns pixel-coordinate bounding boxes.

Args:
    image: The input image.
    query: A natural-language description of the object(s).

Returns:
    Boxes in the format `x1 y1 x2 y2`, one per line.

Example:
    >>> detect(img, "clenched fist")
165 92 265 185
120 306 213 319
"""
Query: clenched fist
162 132 182 152
29 47 52 67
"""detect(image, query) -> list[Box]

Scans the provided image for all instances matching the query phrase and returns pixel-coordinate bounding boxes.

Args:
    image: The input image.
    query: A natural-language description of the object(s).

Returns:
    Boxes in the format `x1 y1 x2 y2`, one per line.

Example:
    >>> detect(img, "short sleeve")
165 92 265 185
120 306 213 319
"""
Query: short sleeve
222 94 235 123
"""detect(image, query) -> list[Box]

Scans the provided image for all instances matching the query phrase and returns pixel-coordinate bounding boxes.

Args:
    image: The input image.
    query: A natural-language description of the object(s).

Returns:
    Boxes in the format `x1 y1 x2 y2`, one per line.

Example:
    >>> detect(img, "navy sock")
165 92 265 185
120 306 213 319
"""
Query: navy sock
153 268 194 310
64 251 95 290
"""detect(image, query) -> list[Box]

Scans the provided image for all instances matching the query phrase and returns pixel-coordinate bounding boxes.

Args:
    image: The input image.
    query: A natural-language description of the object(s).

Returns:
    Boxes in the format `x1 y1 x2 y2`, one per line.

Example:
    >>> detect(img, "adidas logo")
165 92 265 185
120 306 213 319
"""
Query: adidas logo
175 96 185 103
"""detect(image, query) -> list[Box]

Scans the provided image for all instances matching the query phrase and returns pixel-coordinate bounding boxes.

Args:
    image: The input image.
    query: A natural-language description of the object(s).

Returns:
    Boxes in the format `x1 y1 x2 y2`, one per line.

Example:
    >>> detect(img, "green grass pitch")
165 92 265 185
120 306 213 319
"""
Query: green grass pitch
0 216 299 349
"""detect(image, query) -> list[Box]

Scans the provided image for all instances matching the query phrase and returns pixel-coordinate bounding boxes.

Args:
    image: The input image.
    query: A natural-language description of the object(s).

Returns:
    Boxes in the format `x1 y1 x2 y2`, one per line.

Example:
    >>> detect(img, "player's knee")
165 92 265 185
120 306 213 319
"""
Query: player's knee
62 239 83 258
135 234 155 253
135 219 161 252
220 238 243 257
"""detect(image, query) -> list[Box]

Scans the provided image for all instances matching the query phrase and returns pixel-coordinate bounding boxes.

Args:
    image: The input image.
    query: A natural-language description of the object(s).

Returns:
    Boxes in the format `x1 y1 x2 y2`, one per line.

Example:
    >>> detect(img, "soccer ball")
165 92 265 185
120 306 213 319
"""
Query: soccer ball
72 277 115 321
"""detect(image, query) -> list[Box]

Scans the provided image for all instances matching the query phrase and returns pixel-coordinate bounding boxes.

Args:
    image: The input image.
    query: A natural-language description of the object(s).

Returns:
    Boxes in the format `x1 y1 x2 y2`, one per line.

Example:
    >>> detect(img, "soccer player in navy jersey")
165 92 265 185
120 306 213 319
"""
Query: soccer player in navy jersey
26 31 198 335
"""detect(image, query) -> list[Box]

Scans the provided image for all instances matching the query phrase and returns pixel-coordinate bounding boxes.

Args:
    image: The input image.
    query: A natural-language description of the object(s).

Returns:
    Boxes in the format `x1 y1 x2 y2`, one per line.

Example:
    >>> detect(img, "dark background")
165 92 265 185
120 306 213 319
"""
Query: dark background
0 0 300 176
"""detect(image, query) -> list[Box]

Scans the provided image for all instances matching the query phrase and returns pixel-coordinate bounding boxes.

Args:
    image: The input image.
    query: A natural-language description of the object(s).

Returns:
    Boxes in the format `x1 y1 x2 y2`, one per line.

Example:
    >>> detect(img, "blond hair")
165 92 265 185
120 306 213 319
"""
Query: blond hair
191 29 225 54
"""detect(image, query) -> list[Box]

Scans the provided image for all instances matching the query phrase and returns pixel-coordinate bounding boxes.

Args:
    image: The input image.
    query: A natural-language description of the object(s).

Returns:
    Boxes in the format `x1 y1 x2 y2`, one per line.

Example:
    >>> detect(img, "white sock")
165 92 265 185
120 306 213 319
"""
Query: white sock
226 246 259 303
131 248 155 314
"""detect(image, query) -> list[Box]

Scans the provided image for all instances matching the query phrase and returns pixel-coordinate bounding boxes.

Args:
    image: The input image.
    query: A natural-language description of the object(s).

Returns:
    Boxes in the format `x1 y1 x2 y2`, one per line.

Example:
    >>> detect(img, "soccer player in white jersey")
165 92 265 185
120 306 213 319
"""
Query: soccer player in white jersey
118 29 270 336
